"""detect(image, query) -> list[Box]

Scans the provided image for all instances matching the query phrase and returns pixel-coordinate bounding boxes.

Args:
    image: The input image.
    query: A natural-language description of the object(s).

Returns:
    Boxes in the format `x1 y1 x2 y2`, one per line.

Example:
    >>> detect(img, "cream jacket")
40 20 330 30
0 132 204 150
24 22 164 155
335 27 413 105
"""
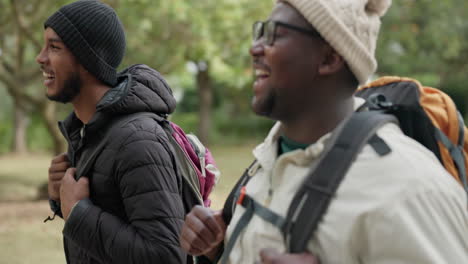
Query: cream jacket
223 98 468 264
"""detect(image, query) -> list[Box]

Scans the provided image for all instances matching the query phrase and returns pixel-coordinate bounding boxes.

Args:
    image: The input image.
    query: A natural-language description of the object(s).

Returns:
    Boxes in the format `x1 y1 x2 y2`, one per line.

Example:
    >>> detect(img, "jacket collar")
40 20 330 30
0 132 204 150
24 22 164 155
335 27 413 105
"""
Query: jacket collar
253 97 366 171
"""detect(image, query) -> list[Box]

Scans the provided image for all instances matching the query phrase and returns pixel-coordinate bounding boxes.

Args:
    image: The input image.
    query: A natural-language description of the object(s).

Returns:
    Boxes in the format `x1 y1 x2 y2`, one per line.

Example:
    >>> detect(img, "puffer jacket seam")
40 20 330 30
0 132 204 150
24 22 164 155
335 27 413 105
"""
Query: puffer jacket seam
121 124 166 140
132 65 173 111
119 162 177 177
114 121 164 151
122 188 181 200
130 216 184 221
133 88 156 111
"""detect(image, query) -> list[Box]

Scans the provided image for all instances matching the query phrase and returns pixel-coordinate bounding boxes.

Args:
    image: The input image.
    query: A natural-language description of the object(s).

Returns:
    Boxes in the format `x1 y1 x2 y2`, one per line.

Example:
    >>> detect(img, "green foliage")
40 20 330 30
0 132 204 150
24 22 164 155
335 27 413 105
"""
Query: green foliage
1 0 468 152
170 109 273 146
439 75 468 115
0 84 12 154
377 0 468 90
117 0 271 85
0 120 13 154
27 113 54 152
212 110 274 144
169 111 199 135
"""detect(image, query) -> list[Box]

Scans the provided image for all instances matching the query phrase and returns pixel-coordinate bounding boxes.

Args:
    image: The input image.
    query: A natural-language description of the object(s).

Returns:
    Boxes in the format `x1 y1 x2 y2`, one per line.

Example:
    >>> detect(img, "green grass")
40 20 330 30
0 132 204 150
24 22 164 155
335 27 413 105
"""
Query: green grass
0 143 258 263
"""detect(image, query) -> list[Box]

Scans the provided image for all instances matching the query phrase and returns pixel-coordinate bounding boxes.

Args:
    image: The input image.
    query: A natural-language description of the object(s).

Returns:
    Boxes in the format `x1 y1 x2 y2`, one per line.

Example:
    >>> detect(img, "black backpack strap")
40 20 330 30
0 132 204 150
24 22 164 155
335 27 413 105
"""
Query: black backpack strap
219 191 255 264
215 160 258 264
455 112 468 193
221 159 258 224
285 112 397 253
434 111 468 194
75 112 163 179
219 192 287 264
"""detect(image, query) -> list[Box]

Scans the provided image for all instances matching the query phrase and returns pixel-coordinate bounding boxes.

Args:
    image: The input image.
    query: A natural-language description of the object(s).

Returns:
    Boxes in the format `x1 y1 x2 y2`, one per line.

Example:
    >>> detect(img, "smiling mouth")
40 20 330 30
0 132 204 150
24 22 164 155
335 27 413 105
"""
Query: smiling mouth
42 71 55 80
255 69 270 80
42 70 56 87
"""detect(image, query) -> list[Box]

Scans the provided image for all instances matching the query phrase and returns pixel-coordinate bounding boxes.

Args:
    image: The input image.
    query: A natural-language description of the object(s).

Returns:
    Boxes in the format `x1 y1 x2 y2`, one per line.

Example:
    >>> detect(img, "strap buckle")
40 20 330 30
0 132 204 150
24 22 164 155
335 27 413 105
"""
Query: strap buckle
236 186 247 205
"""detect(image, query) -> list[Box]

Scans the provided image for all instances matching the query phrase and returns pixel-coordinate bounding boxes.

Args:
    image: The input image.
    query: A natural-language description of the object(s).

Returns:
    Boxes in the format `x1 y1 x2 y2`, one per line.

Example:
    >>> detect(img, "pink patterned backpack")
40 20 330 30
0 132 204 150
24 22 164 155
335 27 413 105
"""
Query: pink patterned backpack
168 122 220 207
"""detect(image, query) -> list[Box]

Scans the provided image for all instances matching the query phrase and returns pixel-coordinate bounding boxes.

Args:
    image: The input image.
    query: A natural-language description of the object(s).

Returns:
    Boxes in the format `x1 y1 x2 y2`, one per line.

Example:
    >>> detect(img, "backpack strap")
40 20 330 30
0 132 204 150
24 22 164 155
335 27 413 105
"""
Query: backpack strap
217 160 258 264
186 134 207 178
285 111 397 253
434 111 468 193
219 191 287 264
455 112 468 193
221 160 259 224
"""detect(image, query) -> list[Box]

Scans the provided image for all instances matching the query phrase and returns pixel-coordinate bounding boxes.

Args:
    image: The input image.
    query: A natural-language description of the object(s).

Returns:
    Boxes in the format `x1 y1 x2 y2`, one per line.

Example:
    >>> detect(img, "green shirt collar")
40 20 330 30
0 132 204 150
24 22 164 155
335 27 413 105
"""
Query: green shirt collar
278 135 311 155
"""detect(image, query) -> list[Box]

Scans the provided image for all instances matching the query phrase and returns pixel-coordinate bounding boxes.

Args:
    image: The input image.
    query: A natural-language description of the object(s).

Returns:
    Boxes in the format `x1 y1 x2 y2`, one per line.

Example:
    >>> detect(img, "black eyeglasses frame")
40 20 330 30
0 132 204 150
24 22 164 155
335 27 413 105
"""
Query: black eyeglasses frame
252 20 323 46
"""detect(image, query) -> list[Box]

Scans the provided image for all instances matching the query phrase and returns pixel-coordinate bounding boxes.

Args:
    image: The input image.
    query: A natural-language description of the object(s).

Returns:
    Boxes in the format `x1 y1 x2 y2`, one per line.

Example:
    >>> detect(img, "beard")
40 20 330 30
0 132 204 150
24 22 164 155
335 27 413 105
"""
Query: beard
46 72 82 104
252 89 276 118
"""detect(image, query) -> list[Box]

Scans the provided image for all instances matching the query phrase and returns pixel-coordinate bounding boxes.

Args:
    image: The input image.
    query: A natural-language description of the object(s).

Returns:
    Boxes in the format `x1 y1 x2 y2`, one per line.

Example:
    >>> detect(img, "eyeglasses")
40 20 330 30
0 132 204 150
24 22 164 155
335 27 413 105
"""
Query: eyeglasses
252 20 322 46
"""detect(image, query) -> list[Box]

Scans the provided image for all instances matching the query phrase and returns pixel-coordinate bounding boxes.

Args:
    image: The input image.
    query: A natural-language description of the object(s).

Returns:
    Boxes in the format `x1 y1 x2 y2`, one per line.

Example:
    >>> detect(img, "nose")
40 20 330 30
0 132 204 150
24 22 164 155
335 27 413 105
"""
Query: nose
36 47 47 65
249 39 265 58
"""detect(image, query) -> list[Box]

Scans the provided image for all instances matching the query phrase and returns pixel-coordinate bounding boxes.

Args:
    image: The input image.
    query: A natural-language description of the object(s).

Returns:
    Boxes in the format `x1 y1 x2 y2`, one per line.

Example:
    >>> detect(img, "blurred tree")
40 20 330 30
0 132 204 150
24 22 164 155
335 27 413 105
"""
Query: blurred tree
0 0 68 154
1 0 467 153
116 0 272 144
377 0 468 113
182 0 272 144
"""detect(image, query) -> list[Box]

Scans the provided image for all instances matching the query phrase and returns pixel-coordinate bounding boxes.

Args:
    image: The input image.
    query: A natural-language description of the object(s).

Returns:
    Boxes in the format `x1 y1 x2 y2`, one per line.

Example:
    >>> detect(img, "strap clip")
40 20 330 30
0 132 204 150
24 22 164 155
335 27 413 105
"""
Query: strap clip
236 186 247 205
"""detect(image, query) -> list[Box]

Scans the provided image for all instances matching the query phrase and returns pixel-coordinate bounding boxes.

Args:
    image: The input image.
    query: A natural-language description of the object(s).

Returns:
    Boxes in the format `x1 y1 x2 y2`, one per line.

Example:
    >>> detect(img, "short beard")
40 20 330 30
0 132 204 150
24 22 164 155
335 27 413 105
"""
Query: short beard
252 90 276 118
47 73 81 104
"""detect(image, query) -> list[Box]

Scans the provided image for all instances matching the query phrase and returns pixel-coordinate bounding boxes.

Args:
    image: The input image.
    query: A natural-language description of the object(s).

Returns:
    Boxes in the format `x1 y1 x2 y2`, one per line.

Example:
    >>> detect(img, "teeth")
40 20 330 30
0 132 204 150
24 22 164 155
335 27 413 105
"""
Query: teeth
255 69 269 77
42 72 55 78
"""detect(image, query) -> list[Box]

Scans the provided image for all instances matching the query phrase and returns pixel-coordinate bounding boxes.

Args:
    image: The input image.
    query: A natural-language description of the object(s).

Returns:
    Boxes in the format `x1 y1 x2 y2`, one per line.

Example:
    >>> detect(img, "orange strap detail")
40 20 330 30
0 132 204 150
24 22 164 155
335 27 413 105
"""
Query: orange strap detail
236 186 247 205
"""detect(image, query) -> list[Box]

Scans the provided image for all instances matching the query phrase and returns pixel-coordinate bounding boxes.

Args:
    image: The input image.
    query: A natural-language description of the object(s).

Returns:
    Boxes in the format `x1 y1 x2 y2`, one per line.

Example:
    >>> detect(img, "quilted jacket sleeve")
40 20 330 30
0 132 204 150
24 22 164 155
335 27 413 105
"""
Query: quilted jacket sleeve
62 121 187 264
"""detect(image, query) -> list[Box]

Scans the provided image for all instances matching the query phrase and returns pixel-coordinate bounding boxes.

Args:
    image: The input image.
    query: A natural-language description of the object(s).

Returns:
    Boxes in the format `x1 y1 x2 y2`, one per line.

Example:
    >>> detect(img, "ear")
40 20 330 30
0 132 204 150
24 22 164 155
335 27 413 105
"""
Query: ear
318 45 345 76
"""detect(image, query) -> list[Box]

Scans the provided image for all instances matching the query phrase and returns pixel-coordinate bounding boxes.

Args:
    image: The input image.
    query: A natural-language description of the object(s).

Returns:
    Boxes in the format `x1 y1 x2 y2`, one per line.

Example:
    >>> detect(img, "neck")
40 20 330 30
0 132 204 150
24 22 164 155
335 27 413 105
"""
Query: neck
280 97 354 144
72 82 111 124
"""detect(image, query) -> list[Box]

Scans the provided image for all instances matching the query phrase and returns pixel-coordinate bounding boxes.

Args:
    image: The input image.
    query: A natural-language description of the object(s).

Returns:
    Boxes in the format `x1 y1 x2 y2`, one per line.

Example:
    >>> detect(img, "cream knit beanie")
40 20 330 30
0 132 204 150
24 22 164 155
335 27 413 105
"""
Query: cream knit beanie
280 0 391 85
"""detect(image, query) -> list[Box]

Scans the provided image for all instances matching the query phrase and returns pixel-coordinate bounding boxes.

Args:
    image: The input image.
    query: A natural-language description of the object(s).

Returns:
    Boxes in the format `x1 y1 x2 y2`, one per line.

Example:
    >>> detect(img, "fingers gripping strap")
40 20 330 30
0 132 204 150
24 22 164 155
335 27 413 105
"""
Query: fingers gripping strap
219 194 286 264
219 200 254 264
286 112 397 253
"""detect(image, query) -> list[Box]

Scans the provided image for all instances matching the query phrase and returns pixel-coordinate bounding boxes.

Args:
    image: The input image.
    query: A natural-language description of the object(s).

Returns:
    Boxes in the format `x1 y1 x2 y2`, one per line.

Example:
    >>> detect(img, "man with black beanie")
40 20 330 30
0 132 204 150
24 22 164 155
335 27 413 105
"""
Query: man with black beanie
37 1 187 263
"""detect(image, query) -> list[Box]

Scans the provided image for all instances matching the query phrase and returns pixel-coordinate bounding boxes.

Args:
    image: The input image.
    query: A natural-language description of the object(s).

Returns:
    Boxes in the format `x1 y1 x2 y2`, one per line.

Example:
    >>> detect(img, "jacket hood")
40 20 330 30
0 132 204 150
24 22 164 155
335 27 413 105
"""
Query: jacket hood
97 64 176 115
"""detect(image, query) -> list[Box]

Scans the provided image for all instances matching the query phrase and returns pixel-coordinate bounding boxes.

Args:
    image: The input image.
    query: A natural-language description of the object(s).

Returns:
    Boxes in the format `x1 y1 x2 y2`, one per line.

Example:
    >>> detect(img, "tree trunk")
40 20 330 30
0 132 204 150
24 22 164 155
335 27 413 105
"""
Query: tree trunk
196 61 213 145
42 101 66 155
12 100 28 154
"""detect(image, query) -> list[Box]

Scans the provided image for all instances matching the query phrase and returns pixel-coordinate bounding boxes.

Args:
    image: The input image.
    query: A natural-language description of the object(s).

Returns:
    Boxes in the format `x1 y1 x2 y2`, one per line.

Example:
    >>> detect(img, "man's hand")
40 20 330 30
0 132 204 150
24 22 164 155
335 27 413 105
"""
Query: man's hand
259 248 320 264
60 168 89 221
48 153 70 201
179 205 226 260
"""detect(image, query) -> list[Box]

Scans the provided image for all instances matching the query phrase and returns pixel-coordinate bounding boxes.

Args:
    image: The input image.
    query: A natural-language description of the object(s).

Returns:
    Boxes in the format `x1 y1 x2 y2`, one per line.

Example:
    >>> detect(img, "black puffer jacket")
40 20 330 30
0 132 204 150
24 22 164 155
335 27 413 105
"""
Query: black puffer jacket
55 64 187 264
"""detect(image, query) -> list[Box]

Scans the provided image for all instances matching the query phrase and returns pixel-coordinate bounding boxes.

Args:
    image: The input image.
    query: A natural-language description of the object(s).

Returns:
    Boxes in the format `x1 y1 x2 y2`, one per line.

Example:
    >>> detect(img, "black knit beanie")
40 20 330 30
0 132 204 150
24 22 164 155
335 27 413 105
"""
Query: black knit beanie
44 0 126 86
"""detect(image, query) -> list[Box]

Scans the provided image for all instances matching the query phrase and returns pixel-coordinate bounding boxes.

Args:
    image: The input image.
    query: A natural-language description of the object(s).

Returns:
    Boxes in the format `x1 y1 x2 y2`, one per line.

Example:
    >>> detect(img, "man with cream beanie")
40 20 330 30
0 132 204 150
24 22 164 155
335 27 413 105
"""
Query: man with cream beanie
180 0 468 263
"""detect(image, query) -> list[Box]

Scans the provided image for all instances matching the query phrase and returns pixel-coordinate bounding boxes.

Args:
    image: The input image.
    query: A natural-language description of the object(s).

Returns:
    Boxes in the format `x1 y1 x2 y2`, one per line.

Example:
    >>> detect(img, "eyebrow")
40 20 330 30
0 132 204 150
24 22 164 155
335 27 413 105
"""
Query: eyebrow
48 38 63 44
